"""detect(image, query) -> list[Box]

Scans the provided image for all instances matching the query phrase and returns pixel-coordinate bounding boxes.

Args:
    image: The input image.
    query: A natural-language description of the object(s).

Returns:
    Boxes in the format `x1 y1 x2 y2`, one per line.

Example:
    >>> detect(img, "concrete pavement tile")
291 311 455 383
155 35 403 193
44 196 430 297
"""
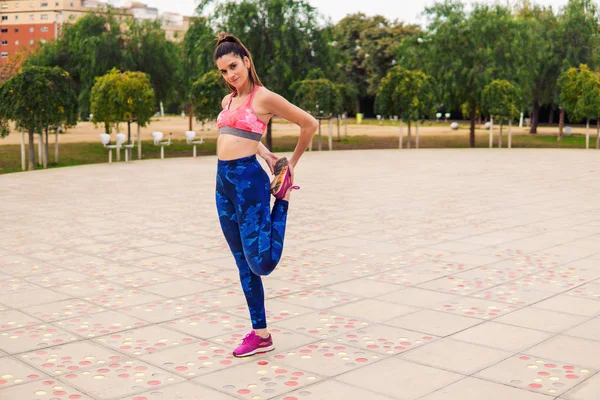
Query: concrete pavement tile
138 243 198 255
475 354 595 397
174 288 247 311
327 278 401 297
22 299 105 323
194 359 322 399
336 357 464 399
52 280 126 297
450 321 552 352
263 278 307 299
57 309 150 339
331 324 437 355
276 267 356 288
268 341 382 377
274 311 371 340
0 323 80 353
125 255 192 270
496 308 589 333
116 381 239 400
0 261 59 278
94 325 198 356
119 298 205 323
562 371 600 400
470 285 554 306
161 311 250 339
375 287 460 308
565 283 600 301
24 270 93 288
0 356 48 388
526 335 600 369
139 279 217 297
420 376 555 400
0 277 39 294
532 295 600 317
277 288 363 310
563 318 600 341
105 270 179 288
430 297 521 320
328 298 419 323
0 309 42 331
225 299 315 323
82 288 165 310
387 309 482 336
366 266 445 287
0 378 93 399
56 358 184 400
19 341 127 376
401 338 511 375
271 379 396 400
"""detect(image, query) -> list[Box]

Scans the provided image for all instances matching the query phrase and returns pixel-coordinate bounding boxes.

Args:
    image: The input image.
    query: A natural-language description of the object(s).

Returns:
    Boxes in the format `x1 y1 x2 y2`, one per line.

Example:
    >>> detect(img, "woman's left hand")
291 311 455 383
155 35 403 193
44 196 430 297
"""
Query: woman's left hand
264 152 279 174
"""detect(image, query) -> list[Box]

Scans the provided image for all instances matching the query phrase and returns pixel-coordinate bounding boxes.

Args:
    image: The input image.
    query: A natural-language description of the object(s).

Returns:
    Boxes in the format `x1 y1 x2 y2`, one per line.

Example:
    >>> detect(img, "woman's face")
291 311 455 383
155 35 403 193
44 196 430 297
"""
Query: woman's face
216 53 250 90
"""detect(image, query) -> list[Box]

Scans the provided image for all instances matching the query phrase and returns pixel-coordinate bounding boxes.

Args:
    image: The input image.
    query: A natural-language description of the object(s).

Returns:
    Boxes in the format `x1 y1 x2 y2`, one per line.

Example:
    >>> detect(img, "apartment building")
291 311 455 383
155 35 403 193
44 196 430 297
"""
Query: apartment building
0 0 190 63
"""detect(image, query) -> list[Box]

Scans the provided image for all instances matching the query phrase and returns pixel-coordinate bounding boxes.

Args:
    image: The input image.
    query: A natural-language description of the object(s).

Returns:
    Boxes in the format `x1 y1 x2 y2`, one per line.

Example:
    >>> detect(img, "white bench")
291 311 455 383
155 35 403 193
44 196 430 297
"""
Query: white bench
100 133 125 163
116 133 135 163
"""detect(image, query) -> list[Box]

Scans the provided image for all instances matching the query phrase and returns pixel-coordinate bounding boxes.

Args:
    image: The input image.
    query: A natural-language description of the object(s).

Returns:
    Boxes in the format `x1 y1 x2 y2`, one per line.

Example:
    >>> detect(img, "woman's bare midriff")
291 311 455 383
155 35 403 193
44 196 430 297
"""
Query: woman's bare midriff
217 134 261 160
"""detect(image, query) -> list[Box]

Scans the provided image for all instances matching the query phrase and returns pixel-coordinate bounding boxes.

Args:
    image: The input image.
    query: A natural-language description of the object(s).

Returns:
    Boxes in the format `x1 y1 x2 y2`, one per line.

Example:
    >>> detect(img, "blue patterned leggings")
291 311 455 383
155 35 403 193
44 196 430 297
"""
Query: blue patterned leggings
215 155 289 329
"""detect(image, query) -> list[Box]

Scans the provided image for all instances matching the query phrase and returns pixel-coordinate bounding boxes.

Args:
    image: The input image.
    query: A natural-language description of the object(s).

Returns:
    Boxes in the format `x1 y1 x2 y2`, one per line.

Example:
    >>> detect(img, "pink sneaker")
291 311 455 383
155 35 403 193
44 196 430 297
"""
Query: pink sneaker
270 157 299 200
233 331 275 357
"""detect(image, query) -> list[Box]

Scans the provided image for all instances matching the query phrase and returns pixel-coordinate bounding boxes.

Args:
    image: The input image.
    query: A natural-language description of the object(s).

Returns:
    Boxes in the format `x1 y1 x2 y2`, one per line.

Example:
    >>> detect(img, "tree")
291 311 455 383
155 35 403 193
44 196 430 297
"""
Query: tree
123 19 180 110
181 16 215 130
191 70 228 125
514 3 561 134
558 64 600 149
398 1 523 147
291 78 341 150
0 50 28 84
556 0 600 138
334 13 422 113
376 66 437 148
482 80 521 148
91 69 155 159
0 66 78 170
208 0 336 150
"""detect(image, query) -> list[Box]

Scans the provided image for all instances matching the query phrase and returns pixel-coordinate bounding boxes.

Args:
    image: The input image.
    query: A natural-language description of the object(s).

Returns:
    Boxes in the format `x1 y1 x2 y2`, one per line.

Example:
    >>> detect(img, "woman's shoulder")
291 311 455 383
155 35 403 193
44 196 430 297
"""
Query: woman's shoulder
254 86 283 105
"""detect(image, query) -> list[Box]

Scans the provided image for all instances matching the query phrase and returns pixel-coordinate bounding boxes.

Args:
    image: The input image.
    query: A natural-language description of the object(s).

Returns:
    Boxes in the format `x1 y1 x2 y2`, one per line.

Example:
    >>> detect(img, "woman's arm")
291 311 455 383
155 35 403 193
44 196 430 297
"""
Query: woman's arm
261 90 318 168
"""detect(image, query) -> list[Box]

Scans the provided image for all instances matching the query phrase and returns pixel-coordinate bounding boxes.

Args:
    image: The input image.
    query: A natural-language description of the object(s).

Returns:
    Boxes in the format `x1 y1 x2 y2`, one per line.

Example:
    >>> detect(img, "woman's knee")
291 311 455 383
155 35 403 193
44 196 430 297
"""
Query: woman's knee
248 257 276 276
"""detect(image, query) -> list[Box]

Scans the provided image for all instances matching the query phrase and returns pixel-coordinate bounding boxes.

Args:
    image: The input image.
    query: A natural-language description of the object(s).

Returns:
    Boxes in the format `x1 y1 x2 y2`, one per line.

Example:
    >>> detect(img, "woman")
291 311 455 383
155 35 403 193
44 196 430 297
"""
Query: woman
214 32 317 357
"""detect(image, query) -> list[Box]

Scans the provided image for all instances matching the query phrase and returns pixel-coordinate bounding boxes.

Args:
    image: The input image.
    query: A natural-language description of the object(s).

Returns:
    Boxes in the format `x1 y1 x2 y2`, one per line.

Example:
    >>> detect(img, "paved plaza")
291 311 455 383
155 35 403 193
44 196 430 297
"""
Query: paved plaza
1 149 600 400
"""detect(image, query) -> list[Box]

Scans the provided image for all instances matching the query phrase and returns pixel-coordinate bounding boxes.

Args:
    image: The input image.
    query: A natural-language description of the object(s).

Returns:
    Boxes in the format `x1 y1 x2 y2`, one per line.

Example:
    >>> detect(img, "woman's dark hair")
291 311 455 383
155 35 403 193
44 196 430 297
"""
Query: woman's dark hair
215 32 263 92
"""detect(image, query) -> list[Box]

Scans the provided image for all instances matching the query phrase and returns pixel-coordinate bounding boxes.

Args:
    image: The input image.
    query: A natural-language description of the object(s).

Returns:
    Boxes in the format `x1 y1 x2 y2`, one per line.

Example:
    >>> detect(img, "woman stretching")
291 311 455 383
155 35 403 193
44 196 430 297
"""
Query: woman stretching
214 32 317 357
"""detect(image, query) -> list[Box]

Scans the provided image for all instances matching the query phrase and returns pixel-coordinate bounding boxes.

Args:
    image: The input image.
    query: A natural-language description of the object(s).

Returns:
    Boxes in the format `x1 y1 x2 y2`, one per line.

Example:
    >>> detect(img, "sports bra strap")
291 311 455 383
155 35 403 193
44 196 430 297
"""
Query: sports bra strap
226 92 236 110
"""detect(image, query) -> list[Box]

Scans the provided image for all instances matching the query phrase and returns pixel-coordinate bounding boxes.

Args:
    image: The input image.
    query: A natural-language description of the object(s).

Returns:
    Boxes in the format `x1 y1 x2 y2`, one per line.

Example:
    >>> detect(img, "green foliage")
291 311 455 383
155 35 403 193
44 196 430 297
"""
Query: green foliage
375 66 437 121
336 83 358 114
482 80 521 123
558 64 600 122
291 79 342 116
90 69 155 131
181 17 215 102
191 70 228 122
0 66 78 135
558 0 600 71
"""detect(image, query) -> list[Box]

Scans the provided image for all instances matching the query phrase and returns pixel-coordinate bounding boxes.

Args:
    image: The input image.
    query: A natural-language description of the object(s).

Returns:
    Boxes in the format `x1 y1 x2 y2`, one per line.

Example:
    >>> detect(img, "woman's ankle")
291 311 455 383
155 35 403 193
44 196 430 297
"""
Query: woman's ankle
254 328 270 339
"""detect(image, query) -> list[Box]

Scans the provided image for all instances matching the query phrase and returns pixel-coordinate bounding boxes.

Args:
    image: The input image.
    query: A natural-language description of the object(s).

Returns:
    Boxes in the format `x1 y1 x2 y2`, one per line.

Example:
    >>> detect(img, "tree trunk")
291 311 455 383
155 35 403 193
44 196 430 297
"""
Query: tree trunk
558 109 565 140
337 115 340 141
55 129 59 163
548 106 554 124
407 120 412 149
415 120 420 149
104 122 110 134
37 132 42 164
127 121 131 143
586 118 590 149
317 119 322 151
499 123 503 148
508 120 512 148
188 103 193 131
469 105 476 148
20 131 26 171
489 116 494 148
399 119 403 149
597 119 600 149
356 95 360 114
530 99 539 134
44 127 49 168
328 117 333 150
39 130 46 168
28 129 35 170
137 124 142 159
266 119 273 151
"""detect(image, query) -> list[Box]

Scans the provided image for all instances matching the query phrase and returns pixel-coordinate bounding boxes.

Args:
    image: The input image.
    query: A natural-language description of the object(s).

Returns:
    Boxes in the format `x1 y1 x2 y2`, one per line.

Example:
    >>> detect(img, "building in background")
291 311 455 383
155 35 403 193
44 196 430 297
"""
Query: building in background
0 0 190 63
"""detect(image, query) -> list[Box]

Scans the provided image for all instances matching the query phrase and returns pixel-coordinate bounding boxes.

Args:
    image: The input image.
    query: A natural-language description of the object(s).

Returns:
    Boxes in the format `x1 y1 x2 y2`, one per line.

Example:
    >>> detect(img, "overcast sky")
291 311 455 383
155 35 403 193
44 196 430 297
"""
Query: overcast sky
117 0 572 24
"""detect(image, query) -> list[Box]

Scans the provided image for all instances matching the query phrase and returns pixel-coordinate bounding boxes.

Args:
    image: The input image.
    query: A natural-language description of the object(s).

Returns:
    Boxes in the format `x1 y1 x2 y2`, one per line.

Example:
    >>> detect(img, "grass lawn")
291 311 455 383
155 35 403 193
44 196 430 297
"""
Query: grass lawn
1 134 597 175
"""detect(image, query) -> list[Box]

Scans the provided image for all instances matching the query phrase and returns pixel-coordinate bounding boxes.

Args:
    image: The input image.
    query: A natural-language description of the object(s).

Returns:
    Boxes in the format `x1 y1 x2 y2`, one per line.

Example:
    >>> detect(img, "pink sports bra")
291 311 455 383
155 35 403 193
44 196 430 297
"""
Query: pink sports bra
217 85 267 142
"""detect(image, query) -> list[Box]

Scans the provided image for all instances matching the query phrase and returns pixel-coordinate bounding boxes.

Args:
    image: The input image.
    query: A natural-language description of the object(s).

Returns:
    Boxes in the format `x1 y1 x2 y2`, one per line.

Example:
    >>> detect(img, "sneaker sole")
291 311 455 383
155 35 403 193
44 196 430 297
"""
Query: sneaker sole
233 344 275 358
270 158 289 195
